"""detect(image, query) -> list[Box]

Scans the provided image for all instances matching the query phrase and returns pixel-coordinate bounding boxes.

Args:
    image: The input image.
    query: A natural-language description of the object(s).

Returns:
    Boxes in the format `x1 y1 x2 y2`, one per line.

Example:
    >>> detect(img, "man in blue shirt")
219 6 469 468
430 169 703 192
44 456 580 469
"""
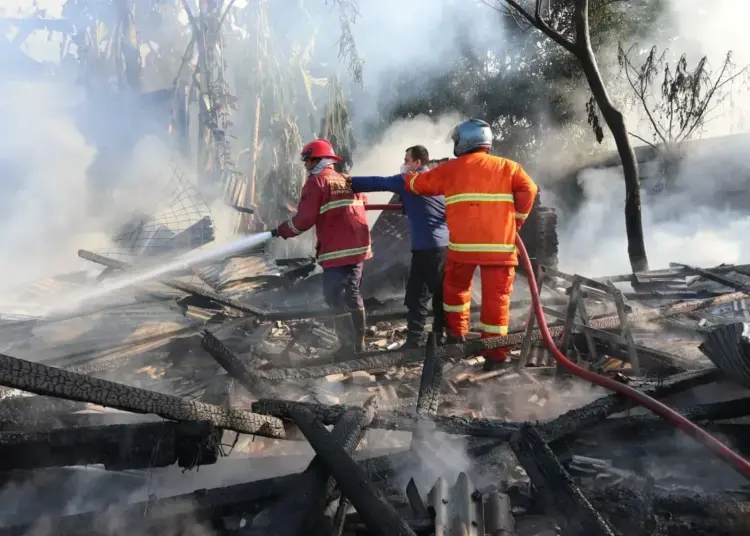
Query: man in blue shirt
349 145 449 349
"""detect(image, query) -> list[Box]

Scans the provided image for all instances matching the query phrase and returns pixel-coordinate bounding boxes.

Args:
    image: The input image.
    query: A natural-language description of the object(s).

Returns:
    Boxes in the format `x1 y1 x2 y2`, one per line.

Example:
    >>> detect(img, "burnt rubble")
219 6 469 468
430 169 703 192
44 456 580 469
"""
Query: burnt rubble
3 251 750 535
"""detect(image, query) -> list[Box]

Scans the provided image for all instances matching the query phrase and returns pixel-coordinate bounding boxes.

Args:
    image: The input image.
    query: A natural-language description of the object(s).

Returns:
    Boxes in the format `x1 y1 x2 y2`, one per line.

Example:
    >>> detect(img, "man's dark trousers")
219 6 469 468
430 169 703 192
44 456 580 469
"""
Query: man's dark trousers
323 263 366 353
404 247 447 343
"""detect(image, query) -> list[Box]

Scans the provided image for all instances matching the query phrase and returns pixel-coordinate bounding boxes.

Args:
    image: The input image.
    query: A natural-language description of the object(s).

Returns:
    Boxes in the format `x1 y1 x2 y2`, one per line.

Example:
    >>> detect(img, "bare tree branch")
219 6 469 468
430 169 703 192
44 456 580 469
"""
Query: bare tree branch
483 0 578 54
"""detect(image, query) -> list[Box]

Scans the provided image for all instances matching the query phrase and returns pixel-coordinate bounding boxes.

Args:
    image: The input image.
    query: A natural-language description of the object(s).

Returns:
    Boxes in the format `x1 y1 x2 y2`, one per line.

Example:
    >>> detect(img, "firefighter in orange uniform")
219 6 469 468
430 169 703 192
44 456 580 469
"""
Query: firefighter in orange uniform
403 119 538 371
273 139 372 354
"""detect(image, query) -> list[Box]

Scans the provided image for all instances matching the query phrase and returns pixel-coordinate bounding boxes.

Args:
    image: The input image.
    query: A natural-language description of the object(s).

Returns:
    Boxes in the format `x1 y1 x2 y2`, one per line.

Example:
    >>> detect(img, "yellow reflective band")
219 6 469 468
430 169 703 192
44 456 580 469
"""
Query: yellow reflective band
408 174 420 194
317 245 371 262
444 193 514 206
515 212 529 220
287 219 301 235
443 302 471 313
479 323 508 335
448 242 516 253
319 199 364 214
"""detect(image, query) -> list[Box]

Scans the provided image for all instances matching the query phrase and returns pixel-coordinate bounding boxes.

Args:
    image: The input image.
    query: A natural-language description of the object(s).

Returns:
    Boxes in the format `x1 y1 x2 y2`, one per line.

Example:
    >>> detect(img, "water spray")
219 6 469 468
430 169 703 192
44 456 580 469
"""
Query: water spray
44 231 275 317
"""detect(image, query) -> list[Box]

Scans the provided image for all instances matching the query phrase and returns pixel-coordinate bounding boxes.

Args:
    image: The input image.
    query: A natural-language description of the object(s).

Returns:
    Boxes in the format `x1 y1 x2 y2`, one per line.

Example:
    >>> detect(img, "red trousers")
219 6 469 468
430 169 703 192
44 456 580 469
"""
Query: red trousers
443 259 515 362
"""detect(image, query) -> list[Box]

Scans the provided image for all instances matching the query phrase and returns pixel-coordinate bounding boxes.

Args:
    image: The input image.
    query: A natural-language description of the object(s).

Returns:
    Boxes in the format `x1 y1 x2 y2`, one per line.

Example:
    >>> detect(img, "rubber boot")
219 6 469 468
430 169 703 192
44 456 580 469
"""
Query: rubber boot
350 307 367 353
445 333 465 345
400 333 423 350
483 348 512 372
333 314 356 357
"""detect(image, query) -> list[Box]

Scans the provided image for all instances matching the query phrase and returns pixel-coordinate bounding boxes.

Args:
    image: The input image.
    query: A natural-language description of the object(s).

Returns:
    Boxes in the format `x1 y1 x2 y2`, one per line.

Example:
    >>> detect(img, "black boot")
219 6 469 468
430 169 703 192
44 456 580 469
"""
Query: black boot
350 307 367 353
400 334 423 350
333 314 355 357
445 333 465 345
483 358 513 373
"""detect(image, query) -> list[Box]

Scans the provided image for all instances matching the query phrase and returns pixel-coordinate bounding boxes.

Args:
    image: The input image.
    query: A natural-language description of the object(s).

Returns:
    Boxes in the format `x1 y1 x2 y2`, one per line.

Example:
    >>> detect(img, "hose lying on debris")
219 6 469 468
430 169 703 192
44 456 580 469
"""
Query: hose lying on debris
370 203 750 478
514 235 750 481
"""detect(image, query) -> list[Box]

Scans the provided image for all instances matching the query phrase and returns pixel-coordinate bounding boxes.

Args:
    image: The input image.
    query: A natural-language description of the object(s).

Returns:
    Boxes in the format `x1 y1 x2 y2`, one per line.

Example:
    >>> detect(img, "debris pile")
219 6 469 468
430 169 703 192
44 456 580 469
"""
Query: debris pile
1 246 750 535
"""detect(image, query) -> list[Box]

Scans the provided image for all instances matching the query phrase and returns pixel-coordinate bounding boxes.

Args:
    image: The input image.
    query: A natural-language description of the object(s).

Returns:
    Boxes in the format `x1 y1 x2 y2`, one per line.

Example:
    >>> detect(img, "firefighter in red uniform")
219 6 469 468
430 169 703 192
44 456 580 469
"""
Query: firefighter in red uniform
272 139 372 354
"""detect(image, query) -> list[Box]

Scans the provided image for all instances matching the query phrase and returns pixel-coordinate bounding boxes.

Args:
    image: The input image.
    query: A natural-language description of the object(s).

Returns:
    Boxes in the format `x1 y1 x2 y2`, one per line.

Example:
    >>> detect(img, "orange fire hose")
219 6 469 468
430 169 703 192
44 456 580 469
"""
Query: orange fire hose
367 202 750 480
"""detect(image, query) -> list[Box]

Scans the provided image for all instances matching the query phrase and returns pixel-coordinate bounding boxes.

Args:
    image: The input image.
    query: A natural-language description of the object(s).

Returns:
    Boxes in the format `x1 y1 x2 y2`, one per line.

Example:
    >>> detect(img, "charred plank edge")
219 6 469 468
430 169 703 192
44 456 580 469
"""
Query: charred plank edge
416 333 443 417
289 407 417 536
251 399 378 536
510 424 615 536
0 421 217 471
0 352 286 439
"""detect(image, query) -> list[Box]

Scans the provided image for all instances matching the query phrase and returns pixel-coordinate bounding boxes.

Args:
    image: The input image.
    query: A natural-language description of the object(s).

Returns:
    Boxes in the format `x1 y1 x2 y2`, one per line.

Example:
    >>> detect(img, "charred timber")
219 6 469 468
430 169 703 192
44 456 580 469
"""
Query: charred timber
0 450 416 536
201 330 273 397
252 399 518 440
290 407 417 536
0 421 217 471
587 483 750 536
249 399 378 536
510 424 615 536
0 353 286 439
542 368 722 446
416 333 442 417
254 370 717 442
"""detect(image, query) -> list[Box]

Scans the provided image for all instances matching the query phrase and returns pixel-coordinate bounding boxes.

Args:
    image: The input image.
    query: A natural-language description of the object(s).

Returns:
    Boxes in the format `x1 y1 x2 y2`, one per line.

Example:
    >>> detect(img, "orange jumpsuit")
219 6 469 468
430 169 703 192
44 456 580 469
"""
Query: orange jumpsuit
404 150 538 362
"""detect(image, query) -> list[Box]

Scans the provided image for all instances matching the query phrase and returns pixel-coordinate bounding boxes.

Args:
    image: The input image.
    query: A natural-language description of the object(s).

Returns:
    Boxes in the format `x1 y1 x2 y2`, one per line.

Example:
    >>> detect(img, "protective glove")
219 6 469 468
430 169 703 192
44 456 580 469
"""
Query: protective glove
270 228 279 238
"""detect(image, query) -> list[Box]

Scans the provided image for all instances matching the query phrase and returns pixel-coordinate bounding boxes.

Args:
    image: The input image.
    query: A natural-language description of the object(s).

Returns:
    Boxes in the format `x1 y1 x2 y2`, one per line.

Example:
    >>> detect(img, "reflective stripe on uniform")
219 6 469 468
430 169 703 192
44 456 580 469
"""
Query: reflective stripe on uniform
444 193 514 206
317 245 371 262
479 323 508 335
448 242 515 253
319 199 364 214
515 212 529 220
443 302 471 313
287 219 301 235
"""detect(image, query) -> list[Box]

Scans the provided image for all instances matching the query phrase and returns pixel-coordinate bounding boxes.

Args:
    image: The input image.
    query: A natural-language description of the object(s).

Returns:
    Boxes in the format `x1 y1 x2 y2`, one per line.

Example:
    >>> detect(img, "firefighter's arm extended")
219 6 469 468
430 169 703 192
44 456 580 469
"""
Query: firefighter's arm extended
350 175 405 195
512 165 539 230
276 178 323 239
402 165 447 197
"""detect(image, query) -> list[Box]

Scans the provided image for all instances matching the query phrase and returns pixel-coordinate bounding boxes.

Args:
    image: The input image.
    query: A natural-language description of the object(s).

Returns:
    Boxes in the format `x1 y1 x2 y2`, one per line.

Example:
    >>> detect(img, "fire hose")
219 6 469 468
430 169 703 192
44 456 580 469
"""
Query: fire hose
368 203 750 480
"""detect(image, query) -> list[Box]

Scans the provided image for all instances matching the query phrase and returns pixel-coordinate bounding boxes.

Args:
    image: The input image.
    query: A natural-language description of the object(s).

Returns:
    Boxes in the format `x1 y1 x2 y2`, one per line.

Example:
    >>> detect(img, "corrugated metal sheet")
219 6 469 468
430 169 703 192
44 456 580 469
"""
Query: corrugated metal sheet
699 322 750 388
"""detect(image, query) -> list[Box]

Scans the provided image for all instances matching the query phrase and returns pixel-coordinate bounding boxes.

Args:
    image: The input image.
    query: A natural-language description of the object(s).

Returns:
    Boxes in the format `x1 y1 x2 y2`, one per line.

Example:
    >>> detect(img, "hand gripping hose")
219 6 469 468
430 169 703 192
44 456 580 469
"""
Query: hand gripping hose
515 235 750 481
364 202 750 480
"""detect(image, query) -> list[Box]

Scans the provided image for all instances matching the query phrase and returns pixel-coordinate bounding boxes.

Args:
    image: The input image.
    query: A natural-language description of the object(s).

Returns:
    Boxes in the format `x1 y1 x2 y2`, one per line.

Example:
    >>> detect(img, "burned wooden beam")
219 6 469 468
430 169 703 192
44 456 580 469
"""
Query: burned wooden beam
253 398 518 440
289 407 417 536
0 421 217 471
201 330 271 397
0 352 286 439
249 398 378 536
255 369 716 442
416 333 442 417
510 424 615 536
249 349 425 381
587 483 750 536
0 450 417 536
542 368 722 445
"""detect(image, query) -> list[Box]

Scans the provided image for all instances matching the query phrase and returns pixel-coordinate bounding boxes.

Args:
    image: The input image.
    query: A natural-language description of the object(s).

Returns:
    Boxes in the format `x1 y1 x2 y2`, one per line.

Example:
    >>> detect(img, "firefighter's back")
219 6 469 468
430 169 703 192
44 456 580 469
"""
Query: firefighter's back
314 168 372 267
440 152 522 266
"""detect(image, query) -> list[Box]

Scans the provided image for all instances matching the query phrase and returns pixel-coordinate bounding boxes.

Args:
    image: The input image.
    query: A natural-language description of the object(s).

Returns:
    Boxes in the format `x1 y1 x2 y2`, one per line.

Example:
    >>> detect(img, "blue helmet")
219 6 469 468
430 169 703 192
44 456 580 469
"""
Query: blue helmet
451 119 493 157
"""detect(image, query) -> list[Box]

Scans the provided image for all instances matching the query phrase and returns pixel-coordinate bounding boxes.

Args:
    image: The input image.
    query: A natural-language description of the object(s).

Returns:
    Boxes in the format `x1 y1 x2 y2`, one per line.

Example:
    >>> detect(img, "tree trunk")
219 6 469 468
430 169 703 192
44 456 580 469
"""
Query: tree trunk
574 0 649 273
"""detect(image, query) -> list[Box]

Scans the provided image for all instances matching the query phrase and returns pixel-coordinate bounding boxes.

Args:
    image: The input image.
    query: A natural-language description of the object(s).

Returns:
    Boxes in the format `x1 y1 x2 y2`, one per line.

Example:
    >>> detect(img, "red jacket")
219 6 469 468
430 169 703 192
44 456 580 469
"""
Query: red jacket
277 167 372 269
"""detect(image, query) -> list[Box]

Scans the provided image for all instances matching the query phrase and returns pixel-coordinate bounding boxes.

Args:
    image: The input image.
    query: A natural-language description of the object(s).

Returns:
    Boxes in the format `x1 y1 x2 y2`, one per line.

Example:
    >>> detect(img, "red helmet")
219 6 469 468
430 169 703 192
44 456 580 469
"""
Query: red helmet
300 139 342 162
